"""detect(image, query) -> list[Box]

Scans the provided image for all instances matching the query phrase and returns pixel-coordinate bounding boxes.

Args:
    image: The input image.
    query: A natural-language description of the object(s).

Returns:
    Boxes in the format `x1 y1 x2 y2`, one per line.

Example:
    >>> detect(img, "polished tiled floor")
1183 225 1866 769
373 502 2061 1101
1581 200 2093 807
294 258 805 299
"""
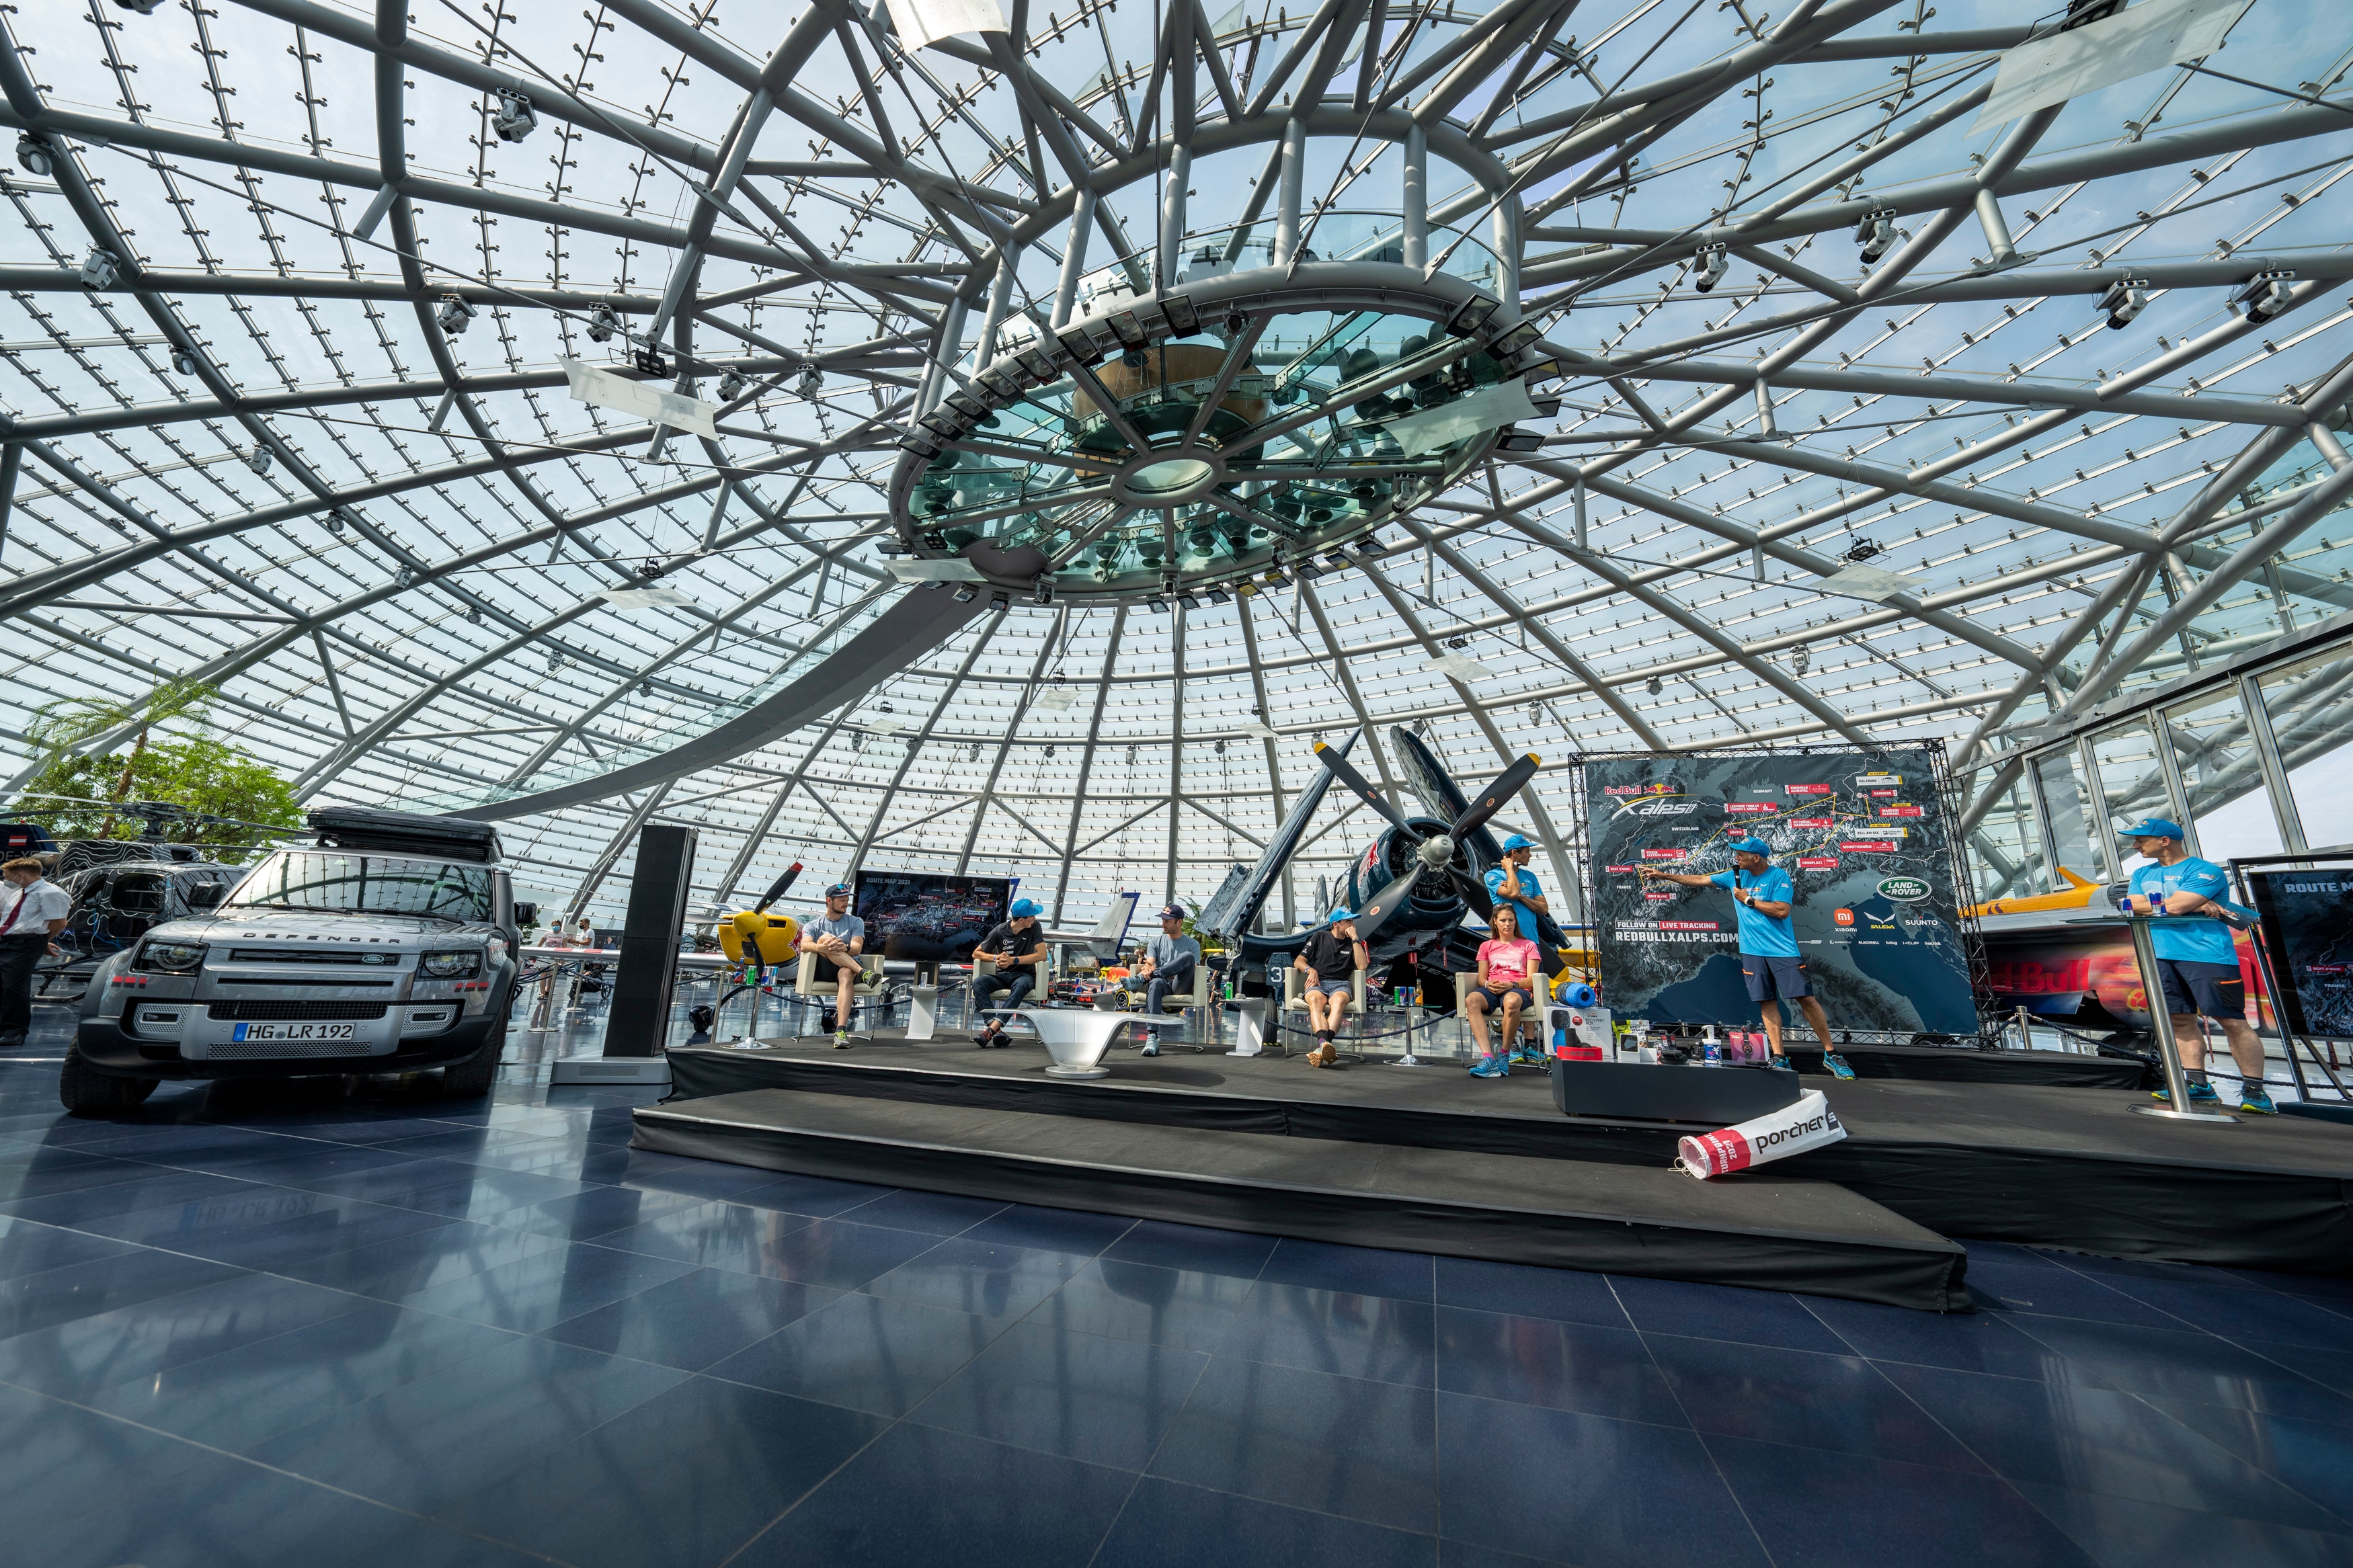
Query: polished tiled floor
3 1008 2352 1567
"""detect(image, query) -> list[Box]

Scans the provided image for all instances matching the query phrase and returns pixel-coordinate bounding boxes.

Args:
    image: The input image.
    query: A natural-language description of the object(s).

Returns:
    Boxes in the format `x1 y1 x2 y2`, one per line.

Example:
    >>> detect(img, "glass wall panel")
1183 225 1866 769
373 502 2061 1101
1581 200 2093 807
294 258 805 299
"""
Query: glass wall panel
2258 640 2353 851
2162 687 2286 862
2032 749 2105 886
1966 768 2046 903
2092 718 2170 872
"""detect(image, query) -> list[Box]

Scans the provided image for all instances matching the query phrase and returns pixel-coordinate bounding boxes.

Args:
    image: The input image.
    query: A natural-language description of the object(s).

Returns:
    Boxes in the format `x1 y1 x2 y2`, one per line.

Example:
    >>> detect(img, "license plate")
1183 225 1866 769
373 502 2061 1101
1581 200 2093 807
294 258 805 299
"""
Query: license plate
230 1022 358 1042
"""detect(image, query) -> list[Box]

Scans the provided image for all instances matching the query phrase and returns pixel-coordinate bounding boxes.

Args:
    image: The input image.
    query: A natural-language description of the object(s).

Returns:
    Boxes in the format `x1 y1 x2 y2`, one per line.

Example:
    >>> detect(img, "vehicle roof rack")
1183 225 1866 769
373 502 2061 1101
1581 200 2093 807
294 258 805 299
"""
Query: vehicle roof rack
307 806 504 864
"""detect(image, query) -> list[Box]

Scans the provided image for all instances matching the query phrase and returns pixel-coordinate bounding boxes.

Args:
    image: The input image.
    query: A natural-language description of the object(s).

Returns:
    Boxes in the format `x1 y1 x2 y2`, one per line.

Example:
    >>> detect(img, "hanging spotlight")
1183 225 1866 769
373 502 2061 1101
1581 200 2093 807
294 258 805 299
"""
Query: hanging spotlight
1790 645 1810 675
2229 275 2295 325
247 445 272 476
797 364 824 398
14 134 52 178
1646 675 1663 696
639 680 653 698
110 0 168 12
719 368 749 401
395 565 415 587
633 344 668 377
1045 745 1056 759
547 649 564 671
1856 210 1897 264
171 349 198 376
324 508 346 534
586 302 619 343
2096 280 2147 330
490 91 537 145
436 294 476 335
467 605 483 624
79 248 120 289
1693 245 1730 294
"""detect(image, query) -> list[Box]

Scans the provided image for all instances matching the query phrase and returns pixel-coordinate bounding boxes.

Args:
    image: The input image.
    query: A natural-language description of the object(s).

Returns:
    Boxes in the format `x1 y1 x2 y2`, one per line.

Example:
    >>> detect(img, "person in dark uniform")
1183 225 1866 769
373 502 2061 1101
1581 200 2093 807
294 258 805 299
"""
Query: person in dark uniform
0 858 70 1048
970 898 1047 1048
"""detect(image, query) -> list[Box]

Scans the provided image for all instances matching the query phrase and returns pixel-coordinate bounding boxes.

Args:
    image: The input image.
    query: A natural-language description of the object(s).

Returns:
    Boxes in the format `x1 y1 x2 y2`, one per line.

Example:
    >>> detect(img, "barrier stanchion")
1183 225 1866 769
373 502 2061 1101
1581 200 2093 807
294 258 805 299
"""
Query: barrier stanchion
2110 913 2239 1125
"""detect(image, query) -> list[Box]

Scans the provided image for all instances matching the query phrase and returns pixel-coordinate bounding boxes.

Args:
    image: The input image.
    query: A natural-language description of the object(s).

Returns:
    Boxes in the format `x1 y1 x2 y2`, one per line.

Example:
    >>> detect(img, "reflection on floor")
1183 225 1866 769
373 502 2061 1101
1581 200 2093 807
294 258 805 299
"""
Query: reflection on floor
3 1000 2351 1567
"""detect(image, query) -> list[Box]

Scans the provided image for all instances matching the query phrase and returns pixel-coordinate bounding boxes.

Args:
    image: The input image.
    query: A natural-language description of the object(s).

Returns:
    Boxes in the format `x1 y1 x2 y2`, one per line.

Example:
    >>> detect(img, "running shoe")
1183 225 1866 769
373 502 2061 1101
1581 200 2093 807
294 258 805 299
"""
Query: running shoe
1511 1043 1546 1066
833 1029 852 1050
1769 1055 1796 1073
2151 1080 2225 1106
1821 1053 1856 1080
1468 1053 1509 1079
2239 1086 2277 1114
1140 1040 1160 1057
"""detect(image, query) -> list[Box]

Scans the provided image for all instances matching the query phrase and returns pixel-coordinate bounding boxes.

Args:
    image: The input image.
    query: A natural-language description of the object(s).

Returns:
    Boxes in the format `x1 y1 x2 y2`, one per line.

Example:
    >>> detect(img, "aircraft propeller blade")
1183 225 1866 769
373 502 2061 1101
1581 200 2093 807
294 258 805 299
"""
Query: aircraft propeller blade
1453 754 1541 841
752 862 804 913
1448 866 1495 923
1206 727 1361 940
1349 863 1426 944
1314 741 1419 838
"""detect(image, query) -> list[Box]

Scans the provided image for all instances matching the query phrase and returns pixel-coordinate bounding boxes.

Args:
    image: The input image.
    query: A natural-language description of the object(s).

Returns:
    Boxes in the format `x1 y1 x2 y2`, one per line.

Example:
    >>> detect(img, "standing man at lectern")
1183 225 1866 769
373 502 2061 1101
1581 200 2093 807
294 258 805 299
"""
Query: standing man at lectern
2118 818 2273 1114
1642 838 1854 1079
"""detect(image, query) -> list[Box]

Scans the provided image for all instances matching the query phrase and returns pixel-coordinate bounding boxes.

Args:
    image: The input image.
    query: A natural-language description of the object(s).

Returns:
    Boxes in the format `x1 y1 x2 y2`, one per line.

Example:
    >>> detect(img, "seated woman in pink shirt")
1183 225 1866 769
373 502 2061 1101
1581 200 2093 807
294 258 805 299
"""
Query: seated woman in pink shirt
1466 905 1542 1079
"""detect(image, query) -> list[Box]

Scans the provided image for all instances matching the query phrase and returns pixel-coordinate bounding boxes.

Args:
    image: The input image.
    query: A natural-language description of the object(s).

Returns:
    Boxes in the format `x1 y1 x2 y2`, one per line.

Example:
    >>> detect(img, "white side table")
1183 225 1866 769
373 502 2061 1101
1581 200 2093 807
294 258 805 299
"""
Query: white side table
1015 1007 1177 1079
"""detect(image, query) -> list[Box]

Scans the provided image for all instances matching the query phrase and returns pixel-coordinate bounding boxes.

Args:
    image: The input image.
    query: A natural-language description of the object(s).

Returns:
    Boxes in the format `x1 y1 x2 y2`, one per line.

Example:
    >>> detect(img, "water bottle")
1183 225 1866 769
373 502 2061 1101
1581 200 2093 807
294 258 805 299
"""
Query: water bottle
1703 1028 1722 1066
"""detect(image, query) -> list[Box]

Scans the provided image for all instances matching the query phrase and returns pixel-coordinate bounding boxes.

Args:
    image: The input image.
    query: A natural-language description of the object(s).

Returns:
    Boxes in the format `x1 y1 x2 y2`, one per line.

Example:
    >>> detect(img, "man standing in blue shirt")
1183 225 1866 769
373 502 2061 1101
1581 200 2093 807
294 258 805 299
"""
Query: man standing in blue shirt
2118 818 2271 1113
1642 837 1853 1078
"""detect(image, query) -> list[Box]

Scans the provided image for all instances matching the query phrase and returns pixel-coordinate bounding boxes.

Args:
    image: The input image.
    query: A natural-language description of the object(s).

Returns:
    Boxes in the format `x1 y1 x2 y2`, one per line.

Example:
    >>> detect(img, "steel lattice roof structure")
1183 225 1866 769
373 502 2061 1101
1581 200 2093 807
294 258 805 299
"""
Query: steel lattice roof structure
1 0 2348 924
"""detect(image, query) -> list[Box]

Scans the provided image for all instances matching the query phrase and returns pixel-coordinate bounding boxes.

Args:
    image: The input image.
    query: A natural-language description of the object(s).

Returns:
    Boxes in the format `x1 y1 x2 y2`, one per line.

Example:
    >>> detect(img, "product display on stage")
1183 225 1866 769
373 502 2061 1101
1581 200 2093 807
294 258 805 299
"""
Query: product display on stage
1586 749 1978 1036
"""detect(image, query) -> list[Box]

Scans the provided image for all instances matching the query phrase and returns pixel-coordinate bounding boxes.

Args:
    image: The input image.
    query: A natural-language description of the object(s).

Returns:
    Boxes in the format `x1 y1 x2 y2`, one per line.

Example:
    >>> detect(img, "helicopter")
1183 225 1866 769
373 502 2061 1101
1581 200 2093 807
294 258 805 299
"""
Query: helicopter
1197 726 1564 1005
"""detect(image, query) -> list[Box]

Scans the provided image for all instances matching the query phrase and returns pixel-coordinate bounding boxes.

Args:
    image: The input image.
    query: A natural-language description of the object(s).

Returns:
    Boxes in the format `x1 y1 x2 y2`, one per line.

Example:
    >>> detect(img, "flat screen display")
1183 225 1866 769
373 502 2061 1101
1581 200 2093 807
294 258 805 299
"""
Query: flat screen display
1585 749 1977 1035
2245 866 2353 1040
852 872 1013 962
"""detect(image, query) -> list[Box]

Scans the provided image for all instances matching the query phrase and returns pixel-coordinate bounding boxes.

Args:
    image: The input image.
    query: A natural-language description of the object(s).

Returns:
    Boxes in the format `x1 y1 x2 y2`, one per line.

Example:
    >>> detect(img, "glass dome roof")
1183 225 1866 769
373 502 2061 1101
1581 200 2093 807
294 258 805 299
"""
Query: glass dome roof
1 0 2348 923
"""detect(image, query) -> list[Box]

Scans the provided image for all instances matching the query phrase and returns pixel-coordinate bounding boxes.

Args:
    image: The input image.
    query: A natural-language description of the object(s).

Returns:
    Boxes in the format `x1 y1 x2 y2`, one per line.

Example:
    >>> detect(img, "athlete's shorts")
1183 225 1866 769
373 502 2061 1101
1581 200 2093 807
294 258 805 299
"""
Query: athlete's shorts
1471 985 1533 1012
1304 980 1351 1001
2154 958 2245 1020
1742 954 1810 1003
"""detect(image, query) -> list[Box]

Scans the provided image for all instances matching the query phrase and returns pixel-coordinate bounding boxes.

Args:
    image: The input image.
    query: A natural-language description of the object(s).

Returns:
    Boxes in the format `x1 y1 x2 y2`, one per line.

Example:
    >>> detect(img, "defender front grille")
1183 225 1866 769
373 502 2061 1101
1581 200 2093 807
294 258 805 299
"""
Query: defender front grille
206 1000 389 1021
208 1038 378 1059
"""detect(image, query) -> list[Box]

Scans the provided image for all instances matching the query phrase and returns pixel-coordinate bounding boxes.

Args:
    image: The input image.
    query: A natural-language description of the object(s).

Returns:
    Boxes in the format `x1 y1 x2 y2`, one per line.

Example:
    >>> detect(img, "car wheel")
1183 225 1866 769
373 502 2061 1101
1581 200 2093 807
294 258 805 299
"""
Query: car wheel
442 995 510 1097
58 1043 157 1116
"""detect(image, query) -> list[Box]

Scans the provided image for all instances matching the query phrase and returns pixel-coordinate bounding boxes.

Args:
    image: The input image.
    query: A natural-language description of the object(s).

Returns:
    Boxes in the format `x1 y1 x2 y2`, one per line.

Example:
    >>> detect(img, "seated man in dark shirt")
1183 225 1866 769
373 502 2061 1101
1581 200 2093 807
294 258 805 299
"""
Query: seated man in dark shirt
969 898 1047 1048
1293 910 1366 1069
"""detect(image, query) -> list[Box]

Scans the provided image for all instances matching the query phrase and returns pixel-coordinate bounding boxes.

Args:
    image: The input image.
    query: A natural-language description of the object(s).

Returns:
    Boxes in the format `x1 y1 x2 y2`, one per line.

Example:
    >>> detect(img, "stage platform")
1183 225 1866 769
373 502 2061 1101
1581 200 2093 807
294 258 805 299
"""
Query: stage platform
635 1034 2353 1301
1782 1040 2148 1089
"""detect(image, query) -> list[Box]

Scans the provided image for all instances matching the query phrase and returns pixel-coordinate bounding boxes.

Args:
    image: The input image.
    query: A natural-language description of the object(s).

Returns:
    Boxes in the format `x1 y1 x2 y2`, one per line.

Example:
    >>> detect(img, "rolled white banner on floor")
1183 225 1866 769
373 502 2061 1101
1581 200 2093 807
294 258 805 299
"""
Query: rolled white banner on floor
1676 1089 1845 1180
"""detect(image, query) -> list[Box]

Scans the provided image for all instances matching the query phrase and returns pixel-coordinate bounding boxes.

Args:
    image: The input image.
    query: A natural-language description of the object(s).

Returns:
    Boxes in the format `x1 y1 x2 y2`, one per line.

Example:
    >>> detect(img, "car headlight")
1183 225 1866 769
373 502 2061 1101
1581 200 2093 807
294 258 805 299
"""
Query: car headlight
134 940 207 974
421 949 483 979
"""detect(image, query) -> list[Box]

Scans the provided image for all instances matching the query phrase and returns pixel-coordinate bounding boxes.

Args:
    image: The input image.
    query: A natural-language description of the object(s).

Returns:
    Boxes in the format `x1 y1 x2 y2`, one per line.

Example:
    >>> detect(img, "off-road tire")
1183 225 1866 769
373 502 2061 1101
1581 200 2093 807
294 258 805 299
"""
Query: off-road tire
59 1043 158 1116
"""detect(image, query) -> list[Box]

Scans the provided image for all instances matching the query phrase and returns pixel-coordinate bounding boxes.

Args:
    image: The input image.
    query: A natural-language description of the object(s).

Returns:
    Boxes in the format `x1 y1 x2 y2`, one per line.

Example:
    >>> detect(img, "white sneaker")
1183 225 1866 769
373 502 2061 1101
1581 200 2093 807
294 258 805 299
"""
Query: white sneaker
1141 1041 1159 1057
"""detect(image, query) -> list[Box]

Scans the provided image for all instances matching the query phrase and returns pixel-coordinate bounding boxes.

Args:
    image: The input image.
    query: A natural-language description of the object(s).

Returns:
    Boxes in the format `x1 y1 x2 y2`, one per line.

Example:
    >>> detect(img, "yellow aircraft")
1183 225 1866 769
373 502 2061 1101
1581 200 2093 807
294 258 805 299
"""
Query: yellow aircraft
1964 865 2104 920
715 863 805 968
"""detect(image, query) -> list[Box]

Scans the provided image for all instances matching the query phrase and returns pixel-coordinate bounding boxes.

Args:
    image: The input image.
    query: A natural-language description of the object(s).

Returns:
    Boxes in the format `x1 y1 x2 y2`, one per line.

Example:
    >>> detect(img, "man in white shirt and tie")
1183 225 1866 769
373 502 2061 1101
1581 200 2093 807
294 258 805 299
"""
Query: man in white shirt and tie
0 858 71 1048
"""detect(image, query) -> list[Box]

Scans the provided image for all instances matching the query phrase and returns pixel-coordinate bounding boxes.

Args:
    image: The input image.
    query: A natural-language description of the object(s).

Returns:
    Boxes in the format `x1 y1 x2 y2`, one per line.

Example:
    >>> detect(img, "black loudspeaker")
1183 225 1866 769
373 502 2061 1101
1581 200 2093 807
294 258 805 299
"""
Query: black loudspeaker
605 824 699 1057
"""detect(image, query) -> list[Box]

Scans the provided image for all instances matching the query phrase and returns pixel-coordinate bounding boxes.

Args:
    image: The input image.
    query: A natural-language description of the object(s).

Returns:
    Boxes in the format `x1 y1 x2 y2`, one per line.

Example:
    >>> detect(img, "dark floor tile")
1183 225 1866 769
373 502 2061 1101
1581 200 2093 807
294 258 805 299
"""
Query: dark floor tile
2098 1274 2353 1351
179 1142 434 1188
1149 1356 1437 1533
2003 1315 2353 1422
623 1214 934 1292
861 1235 1087 1318
285 1155 504 1209
0 1212 141 1281
1436 1545 1560 1568
1645 1332 1988 1471
2141 1394 2353 1525
397 1237 699 1332
248 1335 686 1513
961 1201 1135 1255
728 1169 897 1218
572 1144 781 1195
1604 1274 1849 1352
1219 1280 1438 1387
0 1153 241 1208
272 1216 569 1302
346 1163 599 1227
1435 1307 1683 1426
88 1300 522 1450
81 1185 461 1270
335 1519 562 1568
735 1419 1133 1568
1103 1219 1278 1280
1027 1257 1254 1352
1259 1237 1434 1300
0 1267 364 1400
914 1318 1208 1469
709 1290 1013 1416
583 1198 817 1278
1 1378 230 1528
489 1182 708 1241
8 1442 413 1567
1096 1475 1438 1568
1968 1260 2186 1325
1710 1434 2098 1568
836 1186 1010 1235
1805 1294 2075 1380
2012 1478 2353 1567
544 1267 839 1370
1882 1362 2346 1532
2243 1337 2353 1403
1435 1392 1766 1568
1435 1257 1630 1328
0 1242 243 1340
436 1374 888 1568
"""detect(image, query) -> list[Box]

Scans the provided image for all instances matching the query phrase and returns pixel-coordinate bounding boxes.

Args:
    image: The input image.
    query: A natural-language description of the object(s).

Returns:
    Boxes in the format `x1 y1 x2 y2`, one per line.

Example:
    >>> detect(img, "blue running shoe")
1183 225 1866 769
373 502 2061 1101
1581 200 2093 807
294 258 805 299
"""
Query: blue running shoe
1468 1053 1509 1079
2151 1081 2225 1106
1821 1053 1856 1080
2239 1086 2276 1114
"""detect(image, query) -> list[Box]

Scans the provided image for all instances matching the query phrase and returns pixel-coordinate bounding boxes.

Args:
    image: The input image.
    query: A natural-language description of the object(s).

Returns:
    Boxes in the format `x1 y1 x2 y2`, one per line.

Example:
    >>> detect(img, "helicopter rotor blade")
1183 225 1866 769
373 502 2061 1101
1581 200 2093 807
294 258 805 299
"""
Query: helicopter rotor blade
1453 754 1541 842
1314 741 1418 838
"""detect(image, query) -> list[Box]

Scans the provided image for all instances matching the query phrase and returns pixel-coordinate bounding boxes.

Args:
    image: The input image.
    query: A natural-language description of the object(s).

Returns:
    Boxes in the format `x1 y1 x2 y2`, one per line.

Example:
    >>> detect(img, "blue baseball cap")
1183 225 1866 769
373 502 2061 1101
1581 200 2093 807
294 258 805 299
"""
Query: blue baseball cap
1158 904 1185 921
1503 833 1533 852
1010 898 1041 917
1730 837 1771 856
1326 907 1355 923
2120 817 2185 841
825 882 852 897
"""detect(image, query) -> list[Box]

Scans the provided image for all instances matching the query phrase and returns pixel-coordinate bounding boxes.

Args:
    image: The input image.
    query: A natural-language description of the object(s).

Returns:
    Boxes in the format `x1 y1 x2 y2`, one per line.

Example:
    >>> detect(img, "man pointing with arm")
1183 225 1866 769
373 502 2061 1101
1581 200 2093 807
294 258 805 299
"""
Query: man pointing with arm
1642 837 1853 1079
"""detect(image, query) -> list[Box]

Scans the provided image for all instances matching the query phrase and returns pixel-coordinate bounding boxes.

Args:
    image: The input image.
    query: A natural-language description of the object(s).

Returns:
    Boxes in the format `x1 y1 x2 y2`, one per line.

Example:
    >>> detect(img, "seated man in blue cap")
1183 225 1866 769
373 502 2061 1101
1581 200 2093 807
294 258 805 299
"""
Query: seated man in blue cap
1293 910 1367 1069
1642 837 1853 1078
797 882 867 1049
1130 904 1201 1057
2118 817 2272 1112
1485 833 1552 1063
969 898 1047 1048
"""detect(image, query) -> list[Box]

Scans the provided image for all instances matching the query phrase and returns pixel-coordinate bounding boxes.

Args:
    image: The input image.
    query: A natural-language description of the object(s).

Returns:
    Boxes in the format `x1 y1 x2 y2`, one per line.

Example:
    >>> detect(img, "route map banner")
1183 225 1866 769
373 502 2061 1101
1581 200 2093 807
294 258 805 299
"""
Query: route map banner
2244 866 2353 1040
1585 749 1978 1034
